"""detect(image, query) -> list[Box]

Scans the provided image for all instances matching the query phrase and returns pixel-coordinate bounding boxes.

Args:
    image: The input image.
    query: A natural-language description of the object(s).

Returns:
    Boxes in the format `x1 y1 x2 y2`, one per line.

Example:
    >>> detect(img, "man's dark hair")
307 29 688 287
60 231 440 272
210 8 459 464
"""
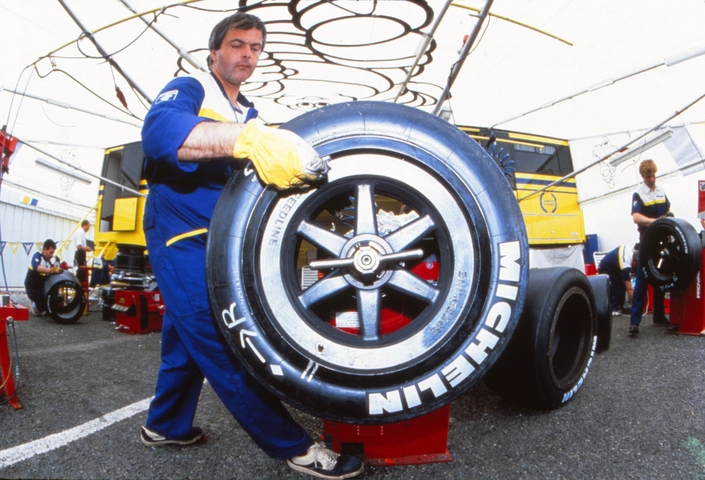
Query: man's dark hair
207 13 267 69
81 220 90 227
43 239 56 250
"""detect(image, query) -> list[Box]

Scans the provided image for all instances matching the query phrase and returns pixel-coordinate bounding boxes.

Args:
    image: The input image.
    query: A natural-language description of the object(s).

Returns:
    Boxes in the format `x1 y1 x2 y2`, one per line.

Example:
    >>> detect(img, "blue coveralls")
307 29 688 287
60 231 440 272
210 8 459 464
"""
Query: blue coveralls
24 252 60 313
597 245 632 312
629 183 670 326
141 72 312 459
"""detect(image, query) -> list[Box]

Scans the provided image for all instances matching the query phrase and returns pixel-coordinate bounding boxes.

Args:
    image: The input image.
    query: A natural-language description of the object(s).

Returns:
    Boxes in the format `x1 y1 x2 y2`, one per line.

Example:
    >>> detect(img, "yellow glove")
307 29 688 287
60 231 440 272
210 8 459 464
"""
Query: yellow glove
50 267 61 274
233 121 329 190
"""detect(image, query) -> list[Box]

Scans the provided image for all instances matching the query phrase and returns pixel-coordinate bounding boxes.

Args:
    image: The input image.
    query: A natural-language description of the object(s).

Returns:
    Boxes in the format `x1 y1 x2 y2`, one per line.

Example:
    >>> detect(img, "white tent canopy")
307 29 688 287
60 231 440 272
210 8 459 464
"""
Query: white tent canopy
1 0 705 272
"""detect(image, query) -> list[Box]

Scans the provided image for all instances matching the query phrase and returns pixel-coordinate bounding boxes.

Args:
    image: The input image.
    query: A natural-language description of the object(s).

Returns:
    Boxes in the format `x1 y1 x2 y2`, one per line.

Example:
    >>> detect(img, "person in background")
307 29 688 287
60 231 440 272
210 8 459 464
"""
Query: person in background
629 159 671 335
139 12 361 480
73 220 92 283
24 239 62 315
597 244 637 316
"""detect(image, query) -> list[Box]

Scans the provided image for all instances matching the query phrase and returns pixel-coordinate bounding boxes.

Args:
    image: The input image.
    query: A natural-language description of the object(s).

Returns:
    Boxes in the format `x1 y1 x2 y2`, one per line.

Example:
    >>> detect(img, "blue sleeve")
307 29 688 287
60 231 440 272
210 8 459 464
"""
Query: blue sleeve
631 192 643 215
141 77 211 175
29 252 41 271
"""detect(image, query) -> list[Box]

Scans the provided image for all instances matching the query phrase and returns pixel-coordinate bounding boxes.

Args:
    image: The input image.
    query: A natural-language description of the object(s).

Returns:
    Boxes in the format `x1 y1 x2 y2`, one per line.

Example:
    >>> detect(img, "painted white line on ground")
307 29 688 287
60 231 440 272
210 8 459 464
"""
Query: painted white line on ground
0 397 151 469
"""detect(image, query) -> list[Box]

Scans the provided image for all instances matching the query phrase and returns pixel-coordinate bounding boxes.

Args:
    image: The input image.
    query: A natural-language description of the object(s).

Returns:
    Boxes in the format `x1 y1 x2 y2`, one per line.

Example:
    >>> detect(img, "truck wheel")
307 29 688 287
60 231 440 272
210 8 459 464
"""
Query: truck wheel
640 217 702 292
43 272 86 324
588 274 611 353
207 101 529 424
484 267 597 408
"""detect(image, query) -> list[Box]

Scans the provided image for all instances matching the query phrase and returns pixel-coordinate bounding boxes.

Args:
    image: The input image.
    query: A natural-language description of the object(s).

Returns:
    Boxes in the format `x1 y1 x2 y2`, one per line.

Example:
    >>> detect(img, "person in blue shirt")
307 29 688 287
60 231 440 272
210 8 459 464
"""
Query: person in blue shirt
139 13 362 480
598 244 637 315
629 159 671 335
24 239 62 315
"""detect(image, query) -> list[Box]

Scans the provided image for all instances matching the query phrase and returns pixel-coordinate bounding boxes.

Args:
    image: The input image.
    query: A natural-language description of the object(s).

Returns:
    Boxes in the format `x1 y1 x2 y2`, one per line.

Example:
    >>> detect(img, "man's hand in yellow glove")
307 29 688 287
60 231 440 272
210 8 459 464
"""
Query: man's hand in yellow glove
50 266 62 274
233 121 329 190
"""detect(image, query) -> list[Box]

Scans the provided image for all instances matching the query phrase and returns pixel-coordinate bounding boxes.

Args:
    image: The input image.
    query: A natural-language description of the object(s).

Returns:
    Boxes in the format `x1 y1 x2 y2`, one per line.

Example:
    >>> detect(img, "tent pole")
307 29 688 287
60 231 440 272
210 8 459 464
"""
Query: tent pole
516 89 705 202
432 0 494 115
394 0 453 103
57 0 154 104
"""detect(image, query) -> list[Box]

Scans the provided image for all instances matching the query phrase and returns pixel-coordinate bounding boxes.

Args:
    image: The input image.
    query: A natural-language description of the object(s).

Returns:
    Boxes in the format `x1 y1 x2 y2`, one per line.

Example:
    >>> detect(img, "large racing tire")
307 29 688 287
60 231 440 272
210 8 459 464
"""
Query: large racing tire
43 272 86 325
484 267 597 409
588 274 611 353
207 101 529 424
639 217 702 293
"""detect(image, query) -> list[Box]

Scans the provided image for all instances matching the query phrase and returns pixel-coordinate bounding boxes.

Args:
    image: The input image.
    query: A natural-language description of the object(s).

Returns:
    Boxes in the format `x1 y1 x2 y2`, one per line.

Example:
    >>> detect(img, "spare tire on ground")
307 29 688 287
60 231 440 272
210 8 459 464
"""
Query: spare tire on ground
43 272 86 324
587 274 611 353
207 101 529 424
484 267 597 409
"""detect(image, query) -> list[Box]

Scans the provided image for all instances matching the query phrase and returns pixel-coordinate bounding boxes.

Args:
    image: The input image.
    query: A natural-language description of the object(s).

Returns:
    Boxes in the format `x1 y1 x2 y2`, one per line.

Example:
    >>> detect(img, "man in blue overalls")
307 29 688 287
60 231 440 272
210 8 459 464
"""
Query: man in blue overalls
597 244 637 315
140 13 362 480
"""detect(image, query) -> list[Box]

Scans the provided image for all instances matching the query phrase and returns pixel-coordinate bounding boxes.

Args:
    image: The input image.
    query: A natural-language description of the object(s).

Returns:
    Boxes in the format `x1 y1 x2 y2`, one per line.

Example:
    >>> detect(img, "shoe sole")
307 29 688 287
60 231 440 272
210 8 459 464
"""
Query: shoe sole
140 431 204 447
286 460 364 480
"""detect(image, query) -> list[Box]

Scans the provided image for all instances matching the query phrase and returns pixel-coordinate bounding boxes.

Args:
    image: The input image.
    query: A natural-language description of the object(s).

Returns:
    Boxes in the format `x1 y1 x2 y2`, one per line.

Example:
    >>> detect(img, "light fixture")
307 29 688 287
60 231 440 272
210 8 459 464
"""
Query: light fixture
35 157 92 184
608 129 674 167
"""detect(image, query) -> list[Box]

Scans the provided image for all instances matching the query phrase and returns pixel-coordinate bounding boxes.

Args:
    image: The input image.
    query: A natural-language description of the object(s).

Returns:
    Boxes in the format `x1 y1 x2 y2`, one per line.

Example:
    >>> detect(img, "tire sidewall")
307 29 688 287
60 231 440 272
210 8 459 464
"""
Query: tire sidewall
528 268 597 407
207 101 529 423
640 217 702 292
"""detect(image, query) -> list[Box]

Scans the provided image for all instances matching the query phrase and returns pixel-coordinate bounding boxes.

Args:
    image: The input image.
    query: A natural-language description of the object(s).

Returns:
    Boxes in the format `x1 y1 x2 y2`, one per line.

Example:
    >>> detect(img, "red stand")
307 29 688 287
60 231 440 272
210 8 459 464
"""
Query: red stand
0 303 29 409
669 251 705 335
323 405 452 466
114 290 164 334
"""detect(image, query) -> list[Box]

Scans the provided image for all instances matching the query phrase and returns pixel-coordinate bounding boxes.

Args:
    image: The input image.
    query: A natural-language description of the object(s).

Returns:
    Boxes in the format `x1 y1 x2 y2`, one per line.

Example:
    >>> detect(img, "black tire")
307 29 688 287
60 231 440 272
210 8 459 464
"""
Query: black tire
640 217 702 292
484 267 597 408
207 101 529 424
43 272 86 324
588 274 611 353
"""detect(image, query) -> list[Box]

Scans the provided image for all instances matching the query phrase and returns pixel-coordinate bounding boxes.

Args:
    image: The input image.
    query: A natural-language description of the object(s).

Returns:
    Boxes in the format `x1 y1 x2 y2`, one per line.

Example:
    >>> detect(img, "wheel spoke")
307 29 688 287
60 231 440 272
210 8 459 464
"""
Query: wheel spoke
299 274 350 308
355 183 377 235
387 269 440 303
357 288 381 341
297 220 347 257
385 214 436 251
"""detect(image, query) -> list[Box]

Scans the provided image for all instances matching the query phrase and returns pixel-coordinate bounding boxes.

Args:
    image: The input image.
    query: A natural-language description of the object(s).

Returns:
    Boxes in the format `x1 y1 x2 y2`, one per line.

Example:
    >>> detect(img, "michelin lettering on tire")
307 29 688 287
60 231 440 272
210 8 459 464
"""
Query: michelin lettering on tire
207 101 529 423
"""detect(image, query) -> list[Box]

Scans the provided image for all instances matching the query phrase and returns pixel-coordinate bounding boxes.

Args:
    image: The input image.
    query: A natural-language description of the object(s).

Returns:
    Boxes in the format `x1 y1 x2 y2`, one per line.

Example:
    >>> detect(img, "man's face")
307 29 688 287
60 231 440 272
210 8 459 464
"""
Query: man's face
82 223 90 232
211 27 263 88
642 172 656 190
43 247 55 259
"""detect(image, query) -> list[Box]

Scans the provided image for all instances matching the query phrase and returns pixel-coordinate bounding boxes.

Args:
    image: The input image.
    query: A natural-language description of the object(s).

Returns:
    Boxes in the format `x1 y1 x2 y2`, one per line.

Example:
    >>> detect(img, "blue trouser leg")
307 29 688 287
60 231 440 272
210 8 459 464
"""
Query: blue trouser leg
630 263 666 325
630 264 647 326
146 312 204 440
608 272 626 311
143 199 312 459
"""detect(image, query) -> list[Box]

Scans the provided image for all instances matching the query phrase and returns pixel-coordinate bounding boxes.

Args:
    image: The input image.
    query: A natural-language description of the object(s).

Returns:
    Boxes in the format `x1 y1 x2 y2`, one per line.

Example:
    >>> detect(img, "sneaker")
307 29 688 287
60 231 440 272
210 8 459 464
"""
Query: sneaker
29 301 38 316
611 311 621 317
140 425 204 447
287 442 364 479
652 315 670 326
629 325 639 335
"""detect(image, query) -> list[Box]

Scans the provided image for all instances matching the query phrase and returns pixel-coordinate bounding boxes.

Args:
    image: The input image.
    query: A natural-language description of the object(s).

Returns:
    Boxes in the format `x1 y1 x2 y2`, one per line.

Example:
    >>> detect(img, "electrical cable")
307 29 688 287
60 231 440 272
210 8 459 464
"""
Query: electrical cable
32 66 142 120
74 14 158 60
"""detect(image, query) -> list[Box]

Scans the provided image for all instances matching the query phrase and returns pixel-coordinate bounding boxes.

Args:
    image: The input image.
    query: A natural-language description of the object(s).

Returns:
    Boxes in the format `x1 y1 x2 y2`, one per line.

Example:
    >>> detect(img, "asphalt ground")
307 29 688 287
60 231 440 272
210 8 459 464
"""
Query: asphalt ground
1 298 705 480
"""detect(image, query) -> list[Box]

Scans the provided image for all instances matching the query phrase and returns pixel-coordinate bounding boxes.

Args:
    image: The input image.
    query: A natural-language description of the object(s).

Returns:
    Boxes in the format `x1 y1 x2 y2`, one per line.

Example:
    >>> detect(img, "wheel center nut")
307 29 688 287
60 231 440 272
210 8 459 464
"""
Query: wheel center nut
352 244 384 282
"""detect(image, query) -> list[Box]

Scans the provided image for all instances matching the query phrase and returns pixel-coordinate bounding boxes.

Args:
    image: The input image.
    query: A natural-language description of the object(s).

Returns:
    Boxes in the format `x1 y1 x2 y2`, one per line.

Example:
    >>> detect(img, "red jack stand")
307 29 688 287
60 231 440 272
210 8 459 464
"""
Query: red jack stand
323 405 452 466
114 290 164 334
0 300 29 409
669 251 705 335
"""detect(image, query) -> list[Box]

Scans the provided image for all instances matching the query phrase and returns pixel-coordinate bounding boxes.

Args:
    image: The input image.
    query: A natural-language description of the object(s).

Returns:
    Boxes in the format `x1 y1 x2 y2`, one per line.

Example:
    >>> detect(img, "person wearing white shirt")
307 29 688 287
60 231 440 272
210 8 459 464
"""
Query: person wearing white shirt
73 220 92 283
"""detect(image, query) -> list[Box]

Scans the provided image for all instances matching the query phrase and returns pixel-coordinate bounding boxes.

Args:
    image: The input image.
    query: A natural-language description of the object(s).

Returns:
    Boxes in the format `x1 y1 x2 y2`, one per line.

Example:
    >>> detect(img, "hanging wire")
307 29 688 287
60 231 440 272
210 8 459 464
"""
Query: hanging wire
32 66 142 120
